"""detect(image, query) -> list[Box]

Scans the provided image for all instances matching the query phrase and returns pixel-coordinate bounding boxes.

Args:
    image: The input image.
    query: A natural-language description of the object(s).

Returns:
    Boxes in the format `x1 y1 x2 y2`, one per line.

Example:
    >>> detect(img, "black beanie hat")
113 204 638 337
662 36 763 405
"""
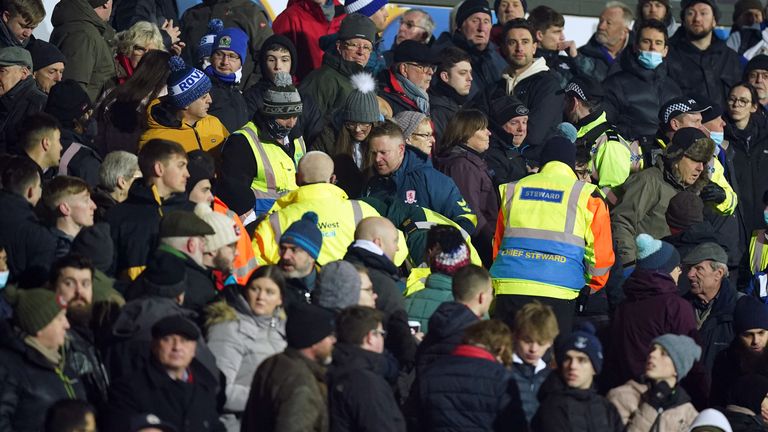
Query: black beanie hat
71 223 114 273
456 0 493 28
491 96 529 126
185 150 215 196
539 136 576 169
44 79 92 127
745 55 768 79
734 296 768 335
27 39 66 72
258 34 298 78
286 303 336 349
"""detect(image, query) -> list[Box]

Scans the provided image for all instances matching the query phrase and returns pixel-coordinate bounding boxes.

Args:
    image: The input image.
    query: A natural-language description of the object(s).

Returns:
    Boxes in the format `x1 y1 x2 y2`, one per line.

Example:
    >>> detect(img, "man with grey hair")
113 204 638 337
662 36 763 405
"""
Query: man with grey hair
682 242 739 372
577 1 633 82
93 151 140 221
395 9 435 46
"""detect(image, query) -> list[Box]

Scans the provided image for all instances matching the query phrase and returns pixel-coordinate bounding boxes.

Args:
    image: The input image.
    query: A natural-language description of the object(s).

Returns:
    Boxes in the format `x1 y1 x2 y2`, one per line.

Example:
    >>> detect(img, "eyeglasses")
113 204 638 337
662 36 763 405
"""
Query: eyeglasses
405 62 436 73
411 132 433 139
399 18 427 31
212 51 241 61
727 97 752 107
345 122 372 131
575 168 592 178
342 41 373 53
748 71 768 81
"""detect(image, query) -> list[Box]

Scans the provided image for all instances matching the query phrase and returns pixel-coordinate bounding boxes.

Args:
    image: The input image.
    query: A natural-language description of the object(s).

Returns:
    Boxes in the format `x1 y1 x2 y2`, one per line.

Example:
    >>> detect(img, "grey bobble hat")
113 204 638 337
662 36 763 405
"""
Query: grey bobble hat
262 71 303 118
316 261 361 310
651 334 702 380
394 111 427 139
341 72 380 123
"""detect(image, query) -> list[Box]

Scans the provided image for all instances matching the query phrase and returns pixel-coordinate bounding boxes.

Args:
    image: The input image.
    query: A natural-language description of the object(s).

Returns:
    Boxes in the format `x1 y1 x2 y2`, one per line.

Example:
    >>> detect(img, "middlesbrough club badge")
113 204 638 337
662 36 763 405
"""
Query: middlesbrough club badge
405 190 417 204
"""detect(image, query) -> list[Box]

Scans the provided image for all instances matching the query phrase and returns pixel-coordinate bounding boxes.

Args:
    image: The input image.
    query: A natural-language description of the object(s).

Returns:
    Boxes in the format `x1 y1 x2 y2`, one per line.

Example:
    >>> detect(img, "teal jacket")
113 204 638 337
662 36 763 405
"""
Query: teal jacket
405 272 453 333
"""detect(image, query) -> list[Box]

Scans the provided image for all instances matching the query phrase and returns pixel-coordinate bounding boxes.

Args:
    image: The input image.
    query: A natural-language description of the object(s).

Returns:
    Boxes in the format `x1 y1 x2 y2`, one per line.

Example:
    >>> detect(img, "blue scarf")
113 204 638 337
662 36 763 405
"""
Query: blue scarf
204 65 238 84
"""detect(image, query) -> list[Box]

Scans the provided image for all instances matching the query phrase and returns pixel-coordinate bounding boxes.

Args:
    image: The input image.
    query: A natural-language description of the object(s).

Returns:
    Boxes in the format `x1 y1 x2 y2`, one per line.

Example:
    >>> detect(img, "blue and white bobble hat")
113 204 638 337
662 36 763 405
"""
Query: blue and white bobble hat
635 233 680 273
344 0 388 18
198 19 224 61
167 56 212 109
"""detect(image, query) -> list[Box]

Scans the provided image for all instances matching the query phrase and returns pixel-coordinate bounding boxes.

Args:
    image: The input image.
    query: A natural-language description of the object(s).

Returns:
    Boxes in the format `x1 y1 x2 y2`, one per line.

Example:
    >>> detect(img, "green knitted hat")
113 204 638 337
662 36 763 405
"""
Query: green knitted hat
6 286 67 335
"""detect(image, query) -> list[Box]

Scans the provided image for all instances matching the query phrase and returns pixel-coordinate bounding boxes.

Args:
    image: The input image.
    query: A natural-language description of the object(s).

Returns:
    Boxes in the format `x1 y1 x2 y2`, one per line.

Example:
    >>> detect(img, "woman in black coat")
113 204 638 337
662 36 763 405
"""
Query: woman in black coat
435 109 499 267
411 320 527 431
724 82 768 236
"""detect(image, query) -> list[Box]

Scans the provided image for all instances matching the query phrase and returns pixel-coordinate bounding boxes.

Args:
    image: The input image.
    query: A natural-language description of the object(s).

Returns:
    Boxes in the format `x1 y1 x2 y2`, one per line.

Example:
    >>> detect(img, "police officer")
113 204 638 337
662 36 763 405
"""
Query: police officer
562 76 642 205
490 136 614 332
218 71 306 220
748 189 768 275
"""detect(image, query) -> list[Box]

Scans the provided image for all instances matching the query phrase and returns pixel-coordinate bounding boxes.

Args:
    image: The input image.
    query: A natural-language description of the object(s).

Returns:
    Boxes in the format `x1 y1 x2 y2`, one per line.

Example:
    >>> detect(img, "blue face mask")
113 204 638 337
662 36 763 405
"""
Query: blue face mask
0 271 8 289
764 210 768 226
710 131 724 149
638 51 663 69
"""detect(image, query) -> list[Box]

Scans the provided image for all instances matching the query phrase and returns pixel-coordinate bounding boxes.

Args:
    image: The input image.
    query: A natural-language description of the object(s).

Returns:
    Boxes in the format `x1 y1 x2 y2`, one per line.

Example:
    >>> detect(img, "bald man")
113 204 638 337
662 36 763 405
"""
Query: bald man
297 151 336 186
345 216 418 367
253 156 389 266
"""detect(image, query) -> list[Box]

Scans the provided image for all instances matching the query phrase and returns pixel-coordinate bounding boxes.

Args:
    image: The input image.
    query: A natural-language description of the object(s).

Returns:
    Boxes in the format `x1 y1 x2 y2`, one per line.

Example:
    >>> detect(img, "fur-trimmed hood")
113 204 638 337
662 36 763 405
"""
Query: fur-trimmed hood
204 285 285 329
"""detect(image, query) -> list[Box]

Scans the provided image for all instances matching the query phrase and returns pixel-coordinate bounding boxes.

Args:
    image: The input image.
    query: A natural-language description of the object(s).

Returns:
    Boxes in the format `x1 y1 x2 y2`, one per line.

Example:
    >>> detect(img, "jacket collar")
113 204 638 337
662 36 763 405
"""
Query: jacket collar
575 110 607 134
452 344 498 362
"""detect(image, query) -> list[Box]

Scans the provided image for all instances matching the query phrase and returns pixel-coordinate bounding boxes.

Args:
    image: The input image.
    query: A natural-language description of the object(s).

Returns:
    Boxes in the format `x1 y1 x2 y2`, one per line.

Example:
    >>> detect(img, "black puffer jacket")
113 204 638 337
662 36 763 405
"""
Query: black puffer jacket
531 372 623 432
327 343 406 432
0 76 47 154
415 344 528 431
602 51 682 140
667 27 742 105
415 301 478 374
0 191 57 287
106 358 225 432
206 74 249 134
0 324 87 432
104 181 193 277
726 115 768 236
67 325 110 409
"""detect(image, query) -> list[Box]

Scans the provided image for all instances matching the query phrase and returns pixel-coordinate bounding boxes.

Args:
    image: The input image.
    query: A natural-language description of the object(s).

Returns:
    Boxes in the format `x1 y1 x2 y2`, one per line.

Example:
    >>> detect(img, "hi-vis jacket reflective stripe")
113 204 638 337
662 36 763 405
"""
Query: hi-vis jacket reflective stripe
577 112 638 189
253 183 408 266
490 162 614 299
213 196 258 284
656 138 738 216
236 121 306 213
750 229 768 274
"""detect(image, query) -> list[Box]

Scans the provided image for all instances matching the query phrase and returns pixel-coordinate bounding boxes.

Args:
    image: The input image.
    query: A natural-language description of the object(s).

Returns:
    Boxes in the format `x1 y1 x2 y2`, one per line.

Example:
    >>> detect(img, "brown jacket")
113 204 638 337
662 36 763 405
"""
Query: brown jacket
241 348 328 432
607 380 698 432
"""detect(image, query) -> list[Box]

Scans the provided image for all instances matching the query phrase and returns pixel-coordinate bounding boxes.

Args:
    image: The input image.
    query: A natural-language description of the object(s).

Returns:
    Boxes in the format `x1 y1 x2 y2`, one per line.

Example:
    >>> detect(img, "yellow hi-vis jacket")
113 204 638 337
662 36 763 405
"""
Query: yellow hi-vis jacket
253 183 408 266
490 162 615 300
235 121 306 215
750 229 768 274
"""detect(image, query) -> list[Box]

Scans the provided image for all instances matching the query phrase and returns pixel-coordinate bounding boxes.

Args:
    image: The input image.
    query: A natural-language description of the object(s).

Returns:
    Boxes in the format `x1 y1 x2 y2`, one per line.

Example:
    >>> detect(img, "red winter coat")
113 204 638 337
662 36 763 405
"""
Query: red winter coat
272 0 345 81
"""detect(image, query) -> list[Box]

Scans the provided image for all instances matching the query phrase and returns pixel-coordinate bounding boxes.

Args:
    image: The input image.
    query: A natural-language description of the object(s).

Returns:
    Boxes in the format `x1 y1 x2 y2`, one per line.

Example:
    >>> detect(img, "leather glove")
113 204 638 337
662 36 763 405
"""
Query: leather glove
645 380 675 410
700 182 726 204
576 285 591 313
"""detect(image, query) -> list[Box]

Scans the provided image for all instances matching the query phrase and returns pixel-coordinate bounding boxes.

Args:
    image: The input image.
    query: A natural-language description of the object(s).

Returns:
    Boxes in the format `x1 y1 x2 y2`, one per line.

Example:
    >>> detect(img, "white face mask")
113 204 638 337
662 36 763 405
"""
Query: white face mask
0 271 9 289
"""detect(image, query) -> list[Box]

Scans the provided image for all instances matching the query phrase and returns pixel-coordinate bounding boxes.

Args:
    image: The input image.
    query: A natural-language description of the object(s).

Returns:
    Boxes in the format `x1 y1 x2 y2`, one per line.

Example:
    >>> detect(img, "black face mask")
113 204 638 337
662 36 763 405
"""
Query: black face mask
265 117 292 141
